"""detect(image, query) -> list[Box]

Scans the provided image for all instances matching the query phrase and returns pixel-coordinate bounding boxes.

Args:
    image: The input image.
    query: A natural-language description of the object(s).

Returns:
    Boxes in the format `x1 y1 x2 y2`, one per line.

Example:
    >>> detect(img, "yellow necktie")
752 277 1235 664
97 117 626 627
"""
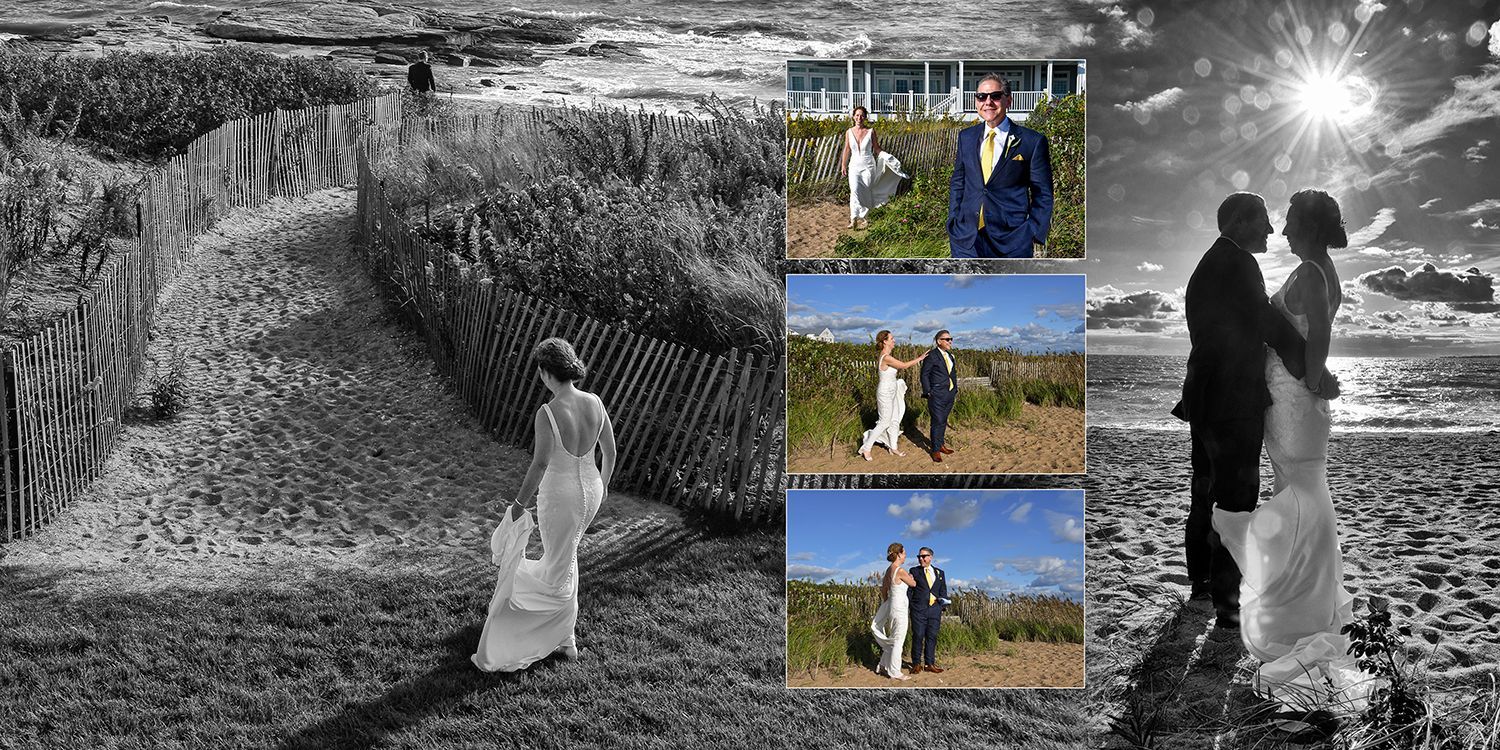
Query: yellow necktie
978 130 995 229
926 567 936 605
943 351 954 390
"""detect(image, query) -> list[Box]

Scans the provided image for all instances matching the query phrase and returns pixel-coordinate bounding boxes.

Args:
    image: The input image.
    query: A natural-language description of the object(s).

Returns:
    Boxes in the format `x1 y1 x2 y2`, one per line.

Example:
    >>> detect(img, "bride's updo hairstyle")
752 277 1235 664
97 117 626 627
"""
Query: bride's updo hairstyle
875 330 893 348
533 337 587 383
886 542 904 562
852 105 869 120
1289 189 1348 251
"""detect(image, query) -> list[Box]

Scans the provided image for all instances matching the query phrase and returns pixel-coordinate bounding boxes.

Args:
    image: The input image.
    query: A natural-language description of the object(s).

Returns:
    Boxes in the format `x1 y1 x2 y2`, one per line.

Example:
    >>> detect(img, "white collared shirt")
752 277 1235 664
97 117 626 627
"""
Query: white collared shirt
980 118 1010 172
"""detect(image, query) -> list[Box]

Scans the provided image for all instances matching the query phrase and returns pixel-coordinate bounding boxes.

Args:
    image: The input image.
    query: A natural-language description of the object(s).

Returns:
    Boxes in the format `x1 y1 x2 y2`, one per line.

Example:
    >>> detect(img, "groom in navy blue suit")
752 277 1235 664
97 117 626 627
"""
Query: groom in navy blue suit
947 74 1054 258
907 546 948 673
919 330 958 463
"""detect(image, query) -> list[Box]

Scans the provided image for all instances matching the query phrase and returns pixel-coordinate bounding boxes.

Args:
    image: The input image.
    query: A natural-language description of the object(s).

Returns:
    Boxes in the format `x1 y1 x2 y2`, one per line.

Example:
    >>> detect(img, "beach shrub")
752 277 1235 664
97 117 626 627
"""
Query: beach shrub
786 113 968 140
147 348 190 419
375 99 784 357
1026 94 1085 258
0 45 381 159
1342 608 1437 749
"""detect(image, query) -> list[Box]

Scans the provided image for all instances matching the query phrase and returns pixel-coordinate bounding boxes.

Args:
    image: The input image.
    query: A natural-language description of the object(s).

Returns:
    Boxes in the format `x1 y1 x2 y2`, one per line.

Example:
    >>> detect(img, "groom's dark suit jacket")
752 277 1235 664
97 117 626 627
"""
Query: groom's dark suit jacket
920 349 958 403
1172 237 1306 424
947 116 1054 258
907 564 948 617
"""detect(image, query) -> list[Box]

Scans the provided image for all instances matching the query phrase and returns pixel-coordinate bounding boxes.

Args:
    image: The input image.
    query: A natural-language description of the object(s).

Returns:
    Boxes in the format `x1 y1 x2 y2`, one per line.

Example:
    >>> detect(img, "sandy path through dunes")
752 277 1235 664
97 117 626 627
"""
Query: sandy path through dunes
5 189 688 583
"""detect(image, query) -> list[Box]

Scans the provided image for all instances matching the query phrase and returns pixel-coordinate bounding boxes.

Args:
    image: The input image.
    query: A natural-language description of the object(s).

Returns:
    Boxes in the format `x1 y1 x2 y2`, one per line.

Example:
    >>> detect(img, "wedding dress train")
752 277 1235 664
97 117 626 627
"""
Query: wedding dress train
1212 263 1375 715
870 579 910 678
472 395 605 672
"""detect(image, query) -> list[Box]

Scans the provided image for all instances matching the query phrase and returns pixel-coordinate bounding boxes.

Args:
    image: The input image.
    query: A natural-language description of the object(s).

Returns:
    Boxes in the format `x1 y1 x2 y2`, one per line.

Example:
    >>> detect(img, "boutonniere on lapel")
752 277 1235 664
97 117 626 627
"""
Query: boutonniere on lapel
1006 134 1020 152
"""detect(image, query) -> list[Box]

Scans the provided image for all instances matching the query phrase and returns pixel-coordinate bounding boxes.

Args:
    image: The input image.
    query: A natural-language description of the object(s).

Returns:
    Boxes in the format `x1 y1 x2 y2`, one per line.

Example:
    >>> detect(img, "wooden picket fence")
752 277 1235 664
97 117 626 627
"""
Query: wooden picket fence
355 151 785 524
787 128 961 187
0 94 404 541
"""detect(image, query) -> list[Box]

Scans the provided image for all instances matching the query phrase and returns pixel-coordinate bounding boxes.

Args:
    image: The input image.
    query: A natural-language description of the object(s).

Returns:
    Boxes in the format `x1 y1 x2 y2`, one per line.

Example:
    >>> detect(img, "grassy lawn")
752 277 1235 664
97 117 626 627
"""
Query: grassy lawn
1 523 1084 748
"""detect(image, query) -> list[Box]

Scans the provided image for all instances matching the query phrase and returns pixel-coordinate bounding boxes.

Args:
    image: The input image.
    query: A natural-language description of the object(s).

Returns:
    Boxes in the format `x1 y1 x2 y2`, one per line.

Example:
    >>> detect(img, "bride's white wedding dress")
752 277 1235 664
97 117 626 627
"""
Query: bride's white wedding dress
847 129 907 222
1213 262 1375 715
870 578 909 678
859 363 907 456
472 394 605 672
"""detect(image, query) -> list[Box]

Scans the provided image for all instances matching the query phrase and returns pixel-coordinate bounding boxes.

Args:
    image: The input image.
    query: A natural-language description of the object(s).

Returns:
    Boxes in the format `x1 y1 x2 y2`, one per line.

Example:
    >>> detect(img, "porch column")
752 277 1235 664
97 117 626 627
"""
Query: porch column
863 60 872 111
924 61 931 111
847 59 854 113
956 60 964 116
1046 59 1055 100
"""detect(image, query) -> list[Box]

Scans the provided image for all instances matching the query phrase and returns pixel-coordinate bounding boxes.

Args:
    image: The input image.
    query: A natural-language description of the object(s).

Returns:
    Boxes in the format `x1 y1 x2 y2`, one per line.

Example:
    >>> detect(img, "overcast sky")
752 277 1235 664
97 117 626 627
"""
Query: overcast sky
1076 0 1500 356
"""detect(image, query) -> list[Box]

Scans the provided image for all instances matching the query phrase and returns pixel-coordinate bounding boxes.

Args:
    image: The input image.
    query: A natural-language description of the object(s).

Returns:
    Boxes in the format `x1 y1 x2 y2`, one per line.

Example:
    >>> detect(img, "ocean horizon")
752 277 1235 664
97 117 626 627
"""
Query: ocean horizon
1089 352 1500 434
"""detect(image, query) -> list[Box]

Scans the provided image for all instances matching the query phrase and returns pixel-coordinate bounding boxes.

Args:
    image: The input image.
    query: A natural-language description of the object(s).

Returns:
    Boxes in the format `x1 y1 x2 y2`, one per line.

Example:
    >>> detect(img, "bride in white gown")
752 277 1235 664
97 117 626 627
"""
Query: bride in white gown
859 330 927 462
472 337 615 672
840 106 907 229
1212 189 1375 714
871 542 917 680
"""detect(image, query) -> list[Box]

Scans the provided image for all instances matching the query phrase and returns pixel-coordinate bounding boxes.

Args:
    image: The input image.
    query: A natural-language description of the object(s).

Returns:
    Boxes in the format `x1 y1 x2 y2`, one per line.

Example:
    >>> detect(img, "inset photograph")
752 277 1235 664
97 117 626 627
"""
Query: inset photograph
786 489 1085 688
786 274 1085 474
785 58 1085 259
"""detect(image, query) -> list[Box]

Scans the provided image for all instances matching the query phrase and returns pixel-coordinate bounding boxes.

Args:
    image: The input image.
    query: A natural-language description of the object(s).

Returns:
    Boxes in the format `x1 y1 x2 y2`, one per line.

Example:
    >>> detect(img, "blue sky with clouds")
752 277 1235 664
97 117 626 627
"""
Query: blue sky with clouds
787 274 1086 353
786 489 1086 600
1074 0 1500 356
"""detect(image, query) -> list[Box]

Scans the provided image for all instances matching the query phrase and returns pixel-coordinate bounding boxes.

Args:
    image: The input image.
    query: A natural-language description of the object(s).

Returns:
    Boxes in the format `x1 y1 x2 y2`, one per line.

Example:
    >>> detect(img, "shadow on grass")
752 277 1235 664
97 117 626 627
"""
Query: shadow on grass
275 517 710 750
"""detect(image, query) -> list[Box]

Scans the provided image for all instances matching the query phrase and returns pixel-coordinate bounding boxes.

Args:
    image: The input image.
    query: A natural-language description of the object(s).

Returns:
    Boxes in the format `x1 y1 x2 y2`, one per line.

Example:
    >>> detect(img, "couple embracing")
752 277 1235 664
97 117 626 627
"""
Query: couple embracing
870 542 950 681
1177 189 1375 712
858 329 960 465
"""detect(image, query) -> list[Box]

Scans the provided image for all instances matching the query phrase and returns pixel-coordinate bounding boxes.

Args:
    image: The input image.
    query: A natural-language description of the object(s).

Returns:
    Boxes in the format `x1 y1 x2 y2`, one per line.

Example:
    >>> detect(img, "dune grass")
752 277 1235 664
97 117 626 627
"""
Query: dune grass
786 580 1083 677
785 337 1083 453
2 524 1086 748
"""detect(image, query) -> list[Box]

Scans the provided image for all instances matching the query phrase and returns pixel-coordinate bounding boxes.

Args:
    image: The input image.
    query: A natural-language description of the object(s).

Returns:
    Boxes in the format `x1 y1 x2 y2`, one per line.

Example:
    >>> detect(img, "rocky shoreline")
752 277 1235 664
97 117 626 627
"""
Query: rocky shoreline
4 0 649 96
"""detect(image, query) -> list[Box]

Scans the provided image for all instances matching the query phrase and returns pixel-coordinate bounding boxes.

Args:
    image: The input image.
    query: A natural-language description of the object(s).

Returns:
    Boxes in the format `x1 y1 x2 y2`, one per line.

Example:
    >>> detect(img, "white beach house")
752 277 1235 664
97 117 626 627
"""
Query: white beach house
786 59 1085 122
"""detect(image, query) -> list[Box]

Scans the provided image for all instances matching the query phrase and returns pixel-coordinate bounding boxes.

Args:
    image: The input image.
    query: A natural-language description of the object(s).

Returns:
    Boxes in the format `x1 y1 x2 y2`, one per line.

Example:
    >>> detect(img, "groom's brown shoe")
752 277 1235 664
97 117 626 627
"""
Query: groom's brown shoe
925 665 944 674
930 451 943 463
911 664 924 674
938 446 954 455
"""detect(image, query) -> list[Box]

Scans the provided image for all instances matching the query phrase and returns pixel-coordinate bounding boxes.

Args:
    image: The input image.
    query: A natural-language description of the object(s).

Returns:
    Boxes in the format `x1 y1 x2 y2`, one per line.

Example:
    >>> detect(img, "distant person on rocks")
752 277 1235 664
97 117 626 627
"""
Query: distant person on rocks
407 51 437 96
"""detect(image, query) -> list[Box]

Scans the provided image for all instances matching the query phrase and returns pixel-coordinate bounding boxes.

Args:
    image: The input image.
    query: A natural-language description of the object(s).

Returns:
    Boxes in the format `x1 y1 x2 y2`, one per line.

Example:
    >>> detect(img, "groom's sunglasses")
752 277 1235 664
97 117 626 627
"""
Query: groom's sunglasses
973 91 1010 102
938 337 953 342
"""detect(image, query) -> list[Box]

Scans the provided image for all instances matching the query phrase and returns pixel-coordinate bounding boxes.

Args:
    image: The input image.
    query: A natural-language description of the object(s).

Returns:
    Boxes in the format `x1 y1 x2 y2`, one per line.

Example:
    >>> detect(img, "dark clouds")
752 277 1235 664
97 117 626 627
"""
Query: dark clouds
1357 263 1496 303
1086 288 1180 331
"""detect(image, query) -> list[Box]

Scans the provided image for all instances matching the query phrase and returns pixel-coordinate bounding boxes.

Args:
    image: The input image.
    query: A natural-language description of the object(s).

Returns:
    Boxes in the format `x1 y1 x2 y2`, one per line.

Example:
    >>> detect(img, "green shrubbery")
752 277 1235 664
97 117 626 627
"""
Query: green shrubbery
377 99 785 356
786 113 969 140
0 45 380 159
785 337 1083 453
786 579 1084 676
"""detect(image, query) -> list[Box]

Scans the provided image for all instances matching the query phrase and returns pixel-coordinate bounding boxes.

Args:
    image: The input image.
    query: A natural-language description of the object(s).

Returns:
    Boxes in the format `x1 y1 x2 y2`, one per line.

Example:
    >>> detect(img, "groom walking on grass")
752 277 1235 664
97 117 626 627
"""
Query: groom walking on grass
920 330 958 463
908 547 947 674
1173 192 1338 628
947 73 1054 258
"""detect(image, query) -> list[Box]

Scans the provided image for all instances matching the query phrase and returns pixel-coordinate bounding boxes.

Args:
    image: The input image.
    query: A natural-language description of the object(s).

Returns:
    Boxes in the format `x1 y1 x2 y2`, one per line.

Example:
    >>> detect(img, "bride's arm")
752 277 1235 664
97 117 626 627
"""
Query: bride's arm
840 130 851 176
885 350 931 370
1297 263 1334 393
512 409 551 515
597 407 617 496
872 130 883 157
897 568 917 586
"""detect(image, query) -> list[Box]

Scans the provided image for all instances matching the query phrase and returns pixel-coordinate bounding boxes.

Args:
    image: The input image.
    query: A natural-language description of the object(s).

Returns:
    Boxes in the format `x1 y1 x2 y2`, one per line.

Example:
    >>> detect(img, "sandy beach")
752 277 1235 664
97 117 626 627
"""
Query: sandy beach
1 189 692 588
788 642 1085 688
787 403 1085 475
787 199 857 258
1084 426 1500 746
